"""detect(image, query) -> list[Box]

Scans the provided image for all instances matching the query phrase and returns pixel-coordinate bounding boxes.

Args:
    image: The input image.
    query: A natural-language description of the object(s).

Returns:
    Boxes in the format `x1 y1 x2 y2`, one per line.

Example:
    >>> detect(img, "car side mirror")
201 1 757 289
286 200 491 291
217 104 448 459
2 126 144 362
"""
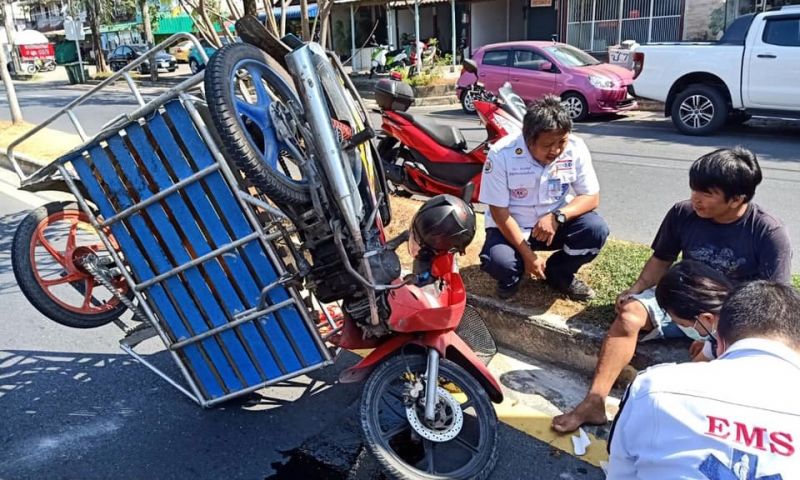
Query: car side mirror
539 61 553 72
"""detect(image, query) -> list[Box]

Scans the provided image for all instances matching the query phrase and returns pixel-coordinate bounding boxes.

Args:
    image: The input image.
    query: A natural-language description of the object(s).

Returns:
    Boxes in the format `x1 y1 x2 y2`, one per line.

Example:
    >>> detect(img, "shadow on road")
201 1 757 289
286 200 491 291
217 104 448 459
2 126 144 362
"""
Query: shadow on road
0 348 362 479
0 210 28 295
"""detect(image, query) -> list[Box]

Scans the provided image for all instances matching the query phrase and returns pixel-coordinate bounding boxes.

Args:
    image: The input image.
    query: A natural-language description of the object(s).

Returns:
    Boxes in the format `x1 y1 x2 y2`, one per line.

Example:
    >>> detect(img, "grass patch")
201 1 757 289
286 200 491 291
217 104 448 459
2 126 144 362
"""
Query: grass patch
0 121 82 163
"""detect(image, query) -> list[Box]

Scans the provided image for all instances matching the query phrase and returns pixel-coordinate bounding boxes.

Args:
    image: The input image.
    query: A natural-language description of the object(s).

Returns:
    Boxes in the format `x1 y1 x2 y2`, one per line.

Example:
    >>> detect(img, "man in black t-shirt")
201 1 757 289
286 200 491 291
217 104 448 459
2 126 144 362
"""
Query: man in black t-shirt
552 147 793 434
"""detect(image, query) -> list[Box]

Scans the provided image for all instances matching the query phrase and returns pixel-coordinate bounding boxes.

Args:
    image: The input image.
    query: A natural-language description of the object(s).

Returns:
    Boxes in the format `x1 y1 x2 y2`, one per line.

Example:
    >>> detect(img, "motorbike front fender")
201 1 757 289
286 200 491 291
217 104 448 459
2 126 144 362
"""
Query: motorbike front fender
338 331 503 404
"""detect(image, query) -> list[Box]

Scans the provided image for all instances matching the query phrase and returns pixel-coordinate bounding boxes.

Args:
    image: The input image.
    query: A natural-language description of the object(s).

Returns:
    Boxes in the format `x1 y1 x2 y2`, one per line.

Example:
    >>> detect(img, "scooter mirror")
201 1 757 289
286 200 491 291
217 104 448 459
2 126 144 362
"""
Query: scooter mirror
462 58 478 74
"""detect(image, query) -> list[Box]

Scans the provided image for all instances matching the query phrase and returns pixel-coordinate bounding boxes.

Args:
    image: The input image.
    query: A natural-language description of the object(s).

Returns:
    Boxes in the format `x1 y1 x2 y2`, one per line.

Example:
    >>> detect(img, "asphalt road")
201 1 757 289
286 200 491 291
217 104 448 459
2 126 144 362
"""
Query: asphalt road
0 172 604 479
3 79 797 270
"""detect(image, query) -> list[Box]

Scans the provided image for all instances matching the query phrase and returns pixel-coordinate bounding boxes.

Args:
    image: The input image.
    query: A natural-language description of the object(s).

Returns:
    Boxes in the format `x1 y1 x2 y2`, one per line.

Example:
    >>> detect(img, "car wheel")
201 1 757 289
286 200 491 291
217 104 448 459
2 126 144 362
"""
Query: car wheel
561 92 589 122
189 58 200 74
671 84 728 136
461 89 477 114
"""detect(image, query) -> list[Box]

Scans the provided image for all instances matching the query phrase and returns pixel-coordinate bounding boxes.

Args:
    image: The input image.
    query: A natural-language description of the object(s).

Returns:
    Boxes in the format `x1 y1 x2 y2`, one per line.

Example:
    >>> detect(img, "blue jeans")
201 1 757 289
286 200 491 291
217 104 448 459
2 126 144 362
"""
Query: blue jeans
479 211 609 291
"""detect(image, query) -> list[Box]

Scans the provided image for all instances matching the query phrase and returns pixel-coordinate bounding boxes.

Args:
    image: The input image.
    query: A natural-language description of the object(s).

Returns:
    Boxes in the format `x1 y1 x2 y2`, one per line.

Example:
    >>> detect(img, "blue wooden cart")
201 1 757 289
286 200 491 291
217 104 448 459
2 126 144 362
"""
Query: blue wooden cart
7 34 334 407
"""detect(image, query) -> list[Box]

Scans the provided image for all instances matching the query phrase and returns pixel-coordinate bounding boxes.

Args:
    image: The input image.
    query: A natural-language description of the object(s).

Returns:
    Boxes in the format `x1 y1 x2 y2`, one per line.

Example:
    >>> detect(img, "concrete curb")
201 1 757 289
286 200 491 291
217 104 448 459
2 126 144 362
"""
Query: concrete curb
635 99 664 112
468 293 689 381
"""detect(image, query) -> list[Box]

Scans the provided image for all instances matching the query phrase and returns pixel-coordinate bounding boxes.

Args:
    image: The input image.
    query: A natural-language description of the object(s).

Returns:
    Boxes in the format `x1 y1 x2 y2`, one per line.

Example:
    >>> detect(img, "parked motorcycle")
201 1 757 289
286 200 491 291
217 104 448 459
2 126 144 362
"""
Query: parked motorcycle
377 77 526 203
457 59 496 114
369 37 409 78
9 24 503 480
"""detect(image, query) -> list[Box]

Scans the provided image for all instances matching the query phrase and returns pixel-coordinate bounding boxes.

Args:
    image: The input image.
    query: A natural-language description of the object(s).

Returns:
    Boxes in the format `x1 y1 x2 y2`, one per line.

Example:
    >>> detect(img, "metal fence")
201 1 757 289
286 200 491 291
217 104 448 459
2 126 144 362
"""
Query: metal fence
566 0 682 52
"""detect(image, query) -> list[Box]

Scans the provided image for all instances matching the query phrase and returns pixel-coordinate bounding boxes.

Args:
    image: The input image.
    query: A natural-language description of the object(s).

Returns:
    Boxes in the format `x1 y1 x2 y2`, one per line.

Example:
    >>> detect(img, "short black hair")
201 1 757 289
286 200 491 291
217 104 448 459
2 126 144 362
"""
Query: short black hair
656 260 733 320
522 95 572 142
717 281 800 348
689 147 762 202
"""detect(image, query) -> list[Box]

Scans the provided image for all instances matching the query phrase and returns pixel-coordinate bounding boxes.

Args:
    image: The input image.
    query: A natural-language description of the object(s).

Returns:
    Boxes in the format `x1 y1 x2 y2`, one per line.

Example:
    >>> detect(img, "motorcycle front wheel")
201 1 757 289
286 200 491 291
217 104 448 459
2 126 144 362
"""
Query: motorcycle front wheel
360 353 499 480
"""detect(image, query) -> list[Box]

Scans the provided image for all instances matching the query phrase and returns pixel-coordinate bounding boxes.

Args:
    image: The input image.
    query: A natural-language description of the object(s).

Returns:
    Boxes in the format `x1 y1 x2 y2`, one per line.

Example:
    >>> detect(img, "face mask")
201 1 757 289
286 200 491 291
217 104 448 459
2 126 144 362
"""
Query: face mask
677 317 717 343
676 323 708 342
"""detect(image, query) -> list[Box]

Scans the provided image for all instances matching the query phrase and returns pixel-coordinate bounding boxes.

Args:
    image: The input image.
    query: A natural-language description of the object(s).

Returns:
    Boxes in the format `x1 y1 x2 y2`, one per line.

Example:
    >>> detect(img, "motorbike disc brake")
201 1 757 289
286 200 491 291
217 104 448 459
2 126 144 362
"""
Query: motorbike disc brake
405 385 464 442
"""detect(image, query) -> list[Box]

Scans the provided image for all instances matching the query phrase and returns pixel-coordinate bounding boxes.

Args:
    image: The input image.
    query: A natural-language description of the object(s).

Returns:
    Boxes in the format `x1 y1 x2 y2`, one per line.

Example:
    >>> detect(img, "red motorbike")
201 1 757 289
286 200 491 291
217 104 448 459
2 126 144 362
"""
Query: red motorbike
376 63 526 203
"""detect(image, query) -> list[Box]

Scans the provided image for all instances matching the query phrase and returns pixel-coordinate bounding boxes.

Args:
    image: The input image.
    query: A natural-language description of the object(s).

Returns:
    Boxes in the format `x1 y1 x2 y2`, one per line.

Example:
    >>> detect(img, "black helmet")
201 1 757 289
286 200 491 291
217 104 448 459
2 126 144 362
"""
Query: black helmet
410 195 476 254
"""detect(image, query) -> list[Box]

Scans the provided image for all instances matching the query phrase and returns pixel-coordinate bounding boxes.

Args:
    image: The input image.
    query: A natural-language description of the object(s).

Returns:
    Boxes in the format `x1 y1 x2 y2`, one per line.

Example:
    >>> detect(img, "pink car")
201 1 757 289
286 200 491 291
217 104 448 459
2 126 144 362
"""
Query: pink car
457 41 637 121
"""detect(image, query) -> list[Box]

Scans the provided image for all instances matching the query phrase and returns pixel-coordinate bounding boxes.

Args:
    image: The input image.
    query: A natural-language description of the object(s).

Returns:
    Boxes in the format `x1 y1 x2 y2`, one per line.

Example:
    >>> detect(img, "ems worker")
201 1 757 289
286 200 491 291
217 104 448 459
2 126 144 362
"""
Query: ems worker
478 95 608 301
607 281 800 479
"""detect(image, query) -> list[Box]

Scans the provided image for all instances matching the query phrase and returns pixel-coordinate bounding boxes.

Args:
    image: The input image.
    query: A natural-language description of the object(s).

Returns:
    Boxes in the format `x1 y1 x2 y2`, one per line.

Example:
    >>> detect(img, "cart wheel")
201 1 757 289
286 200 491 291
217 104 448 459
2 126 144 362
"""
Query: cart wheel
12 201 130 328
360 354 499 480
204 43 311 207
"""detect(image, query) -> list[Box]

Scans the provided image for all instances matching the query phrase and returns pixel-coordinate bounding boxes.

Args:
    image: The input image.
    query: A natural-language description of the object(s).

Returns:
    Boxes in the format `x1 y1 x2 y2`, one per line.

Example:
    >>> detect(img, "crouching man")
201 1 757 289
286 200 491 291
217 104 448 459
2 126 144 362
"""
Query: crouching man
478 95 609 301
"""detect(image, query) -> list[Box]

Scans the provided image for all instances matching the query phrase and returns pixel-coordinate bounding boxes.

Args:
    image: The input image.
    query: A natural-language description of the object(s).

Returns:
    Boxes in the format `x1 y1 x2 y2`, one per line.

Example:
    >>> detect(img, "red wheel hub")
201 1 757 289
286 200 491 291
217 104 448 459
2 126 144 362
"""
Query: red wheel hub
30 210 127 315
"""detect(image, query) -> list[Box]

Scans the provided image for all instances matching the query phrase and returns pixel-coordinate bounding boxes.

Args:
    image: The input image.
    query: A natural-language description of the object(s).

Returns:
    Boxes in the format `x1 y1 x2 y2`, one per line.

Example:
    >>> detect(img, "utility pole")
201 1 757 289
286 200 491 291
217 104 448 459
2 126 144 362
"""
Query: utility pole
2 0 20 74
0 36 23 124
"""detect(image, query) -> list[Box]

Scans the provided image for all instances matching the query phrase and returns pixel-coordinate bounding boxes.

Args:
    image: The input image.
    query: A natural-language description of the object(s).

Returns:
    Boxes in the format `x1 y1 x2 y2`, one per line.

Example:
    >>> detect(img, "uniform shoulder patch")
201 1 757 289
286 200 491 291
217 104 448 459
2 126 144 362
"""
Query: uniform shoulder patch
483 159 493 173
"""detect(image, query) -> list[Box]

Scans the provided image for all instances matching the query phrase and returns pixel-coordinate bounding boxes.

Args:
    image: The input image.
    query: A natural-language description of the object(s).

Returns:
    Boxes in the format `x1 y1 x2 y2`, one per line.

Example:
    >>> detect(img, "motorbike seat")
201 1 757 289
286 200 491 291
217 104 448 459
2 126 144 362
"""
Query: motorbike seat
396 112 467 151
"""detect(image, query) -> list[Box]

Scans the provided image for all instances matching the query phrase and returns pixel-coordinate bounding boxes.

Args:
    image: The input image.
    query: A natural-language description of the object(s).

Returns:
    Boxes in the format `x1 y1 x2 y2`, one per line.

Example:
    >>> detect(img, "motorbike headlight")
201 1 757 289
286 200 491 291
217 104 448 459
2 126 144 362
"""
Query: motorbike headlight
589 75 615 89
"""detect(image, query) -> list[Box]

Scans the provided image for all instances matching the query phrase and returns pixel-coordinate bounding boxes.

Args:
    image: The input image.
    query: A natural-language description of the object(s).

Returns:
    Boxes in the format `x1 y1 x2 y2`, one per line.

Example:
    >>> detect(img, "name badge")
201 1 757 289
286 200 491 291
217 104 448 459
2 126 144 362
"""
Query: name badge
547 178 562 197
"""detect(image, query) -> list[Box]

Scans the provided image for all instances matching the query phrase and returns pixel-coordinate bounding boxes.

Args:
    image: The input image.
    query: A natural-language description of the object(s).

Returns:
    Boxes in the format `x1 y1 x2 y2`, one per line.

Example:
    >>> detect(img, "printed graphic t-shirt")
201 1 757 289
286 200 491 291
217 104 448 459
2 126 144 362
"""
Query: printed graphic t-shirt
651 200 792 284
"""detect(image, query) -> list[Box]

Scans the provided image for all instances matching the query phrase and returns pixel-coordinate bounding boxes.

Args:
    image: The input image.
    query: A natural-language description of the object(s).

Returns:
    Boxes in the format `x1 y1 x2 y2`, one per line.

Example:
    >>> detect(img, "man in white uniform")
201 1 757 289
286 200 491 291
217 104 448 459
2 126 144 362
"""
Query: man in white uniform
607 281 800 479
478 95 608 300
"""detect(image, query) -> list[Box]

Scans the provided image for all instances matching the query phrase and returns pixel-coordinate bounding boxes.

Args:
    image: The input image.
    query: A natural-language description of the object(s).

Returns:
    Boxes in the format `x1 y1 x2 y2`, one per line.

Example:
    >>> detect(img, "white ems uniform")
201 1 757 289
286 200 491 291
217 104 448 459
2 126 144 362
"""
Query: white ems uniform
608 338 800 480
478 132 599 236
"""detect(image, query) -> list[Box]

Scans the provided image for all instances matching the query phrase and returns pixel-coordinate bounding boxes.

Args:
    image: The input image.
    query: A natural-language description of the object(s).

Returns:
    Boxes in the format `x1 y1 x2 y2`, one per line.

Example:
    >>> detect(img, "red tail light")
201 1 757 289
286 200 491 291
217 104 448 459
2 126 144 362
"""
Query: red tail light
633 52 644 79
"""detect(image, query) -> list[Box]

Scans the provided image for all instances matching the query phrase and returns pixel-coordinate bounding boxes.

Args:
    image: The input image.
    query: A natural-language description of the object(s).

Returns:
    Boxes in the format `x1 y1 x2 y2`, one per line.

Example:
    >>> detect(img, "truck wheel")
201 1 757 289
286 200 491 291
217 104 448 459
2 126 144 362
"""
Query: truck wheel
671 85 728 136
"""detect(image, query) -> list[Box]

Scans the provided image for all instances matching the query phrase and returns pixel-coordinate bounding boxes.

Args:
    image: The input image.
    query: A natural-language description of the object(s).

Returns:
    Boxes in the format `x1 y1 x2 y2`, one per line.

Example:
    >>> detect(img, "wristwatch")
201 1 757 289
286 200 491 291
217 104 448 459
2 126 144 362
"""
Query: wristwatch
553 209 567 226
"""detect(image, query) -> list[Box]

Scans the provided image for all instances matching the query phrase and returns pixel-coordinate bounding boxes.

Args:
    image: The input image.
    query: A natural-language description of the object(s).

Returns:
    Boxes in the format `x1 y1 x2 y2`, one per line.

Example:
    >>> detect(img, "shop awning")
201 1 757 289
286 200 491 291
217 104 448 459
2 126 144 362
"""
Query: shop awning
154 15 194 35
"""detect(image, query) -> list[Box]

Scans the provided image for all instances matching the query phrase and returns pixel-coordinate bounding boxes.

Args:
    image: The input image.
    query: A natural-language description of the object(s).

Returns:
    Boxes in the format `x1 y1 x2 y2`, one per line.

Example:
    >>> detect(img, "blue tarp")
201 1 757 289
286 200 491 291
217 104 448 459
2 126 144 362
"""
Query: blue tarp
257 4 319 21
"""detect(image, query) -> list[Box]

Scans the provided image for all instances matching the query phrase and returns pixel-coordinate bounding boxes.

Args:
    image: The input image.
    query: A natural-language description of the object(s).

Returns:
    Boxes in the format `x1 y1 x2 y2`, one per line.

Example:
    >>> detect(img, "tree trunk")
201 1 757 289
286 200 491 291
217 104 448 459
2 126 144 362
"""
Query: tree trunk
280 0 289 36
319 0 333 50
139 0 158 81
299 0 309 40
88 0 107 72
243 0 257 16
199 0 222 47
261 0 279 37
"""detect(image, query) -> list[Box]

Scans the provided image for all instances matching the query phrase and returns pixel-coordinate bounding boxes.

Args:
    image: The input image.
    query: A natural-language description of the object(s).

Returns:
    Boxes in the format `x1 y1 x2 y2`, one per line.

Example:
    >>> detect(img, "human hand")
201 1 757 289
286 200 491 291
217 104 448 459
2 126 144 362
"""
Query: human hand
524 253 547 279
615 286 643 314
689 340 705 358
532 214 558 246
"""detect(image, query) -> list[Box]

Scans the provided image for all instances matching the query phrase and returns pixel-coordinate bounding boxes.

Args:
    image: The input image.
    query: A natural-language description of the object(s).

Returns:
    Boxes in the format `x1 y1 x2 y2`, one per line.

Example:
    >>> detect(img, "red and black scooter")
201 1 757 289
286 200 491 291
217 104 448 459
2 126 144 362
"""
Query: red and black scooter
376 62 526 203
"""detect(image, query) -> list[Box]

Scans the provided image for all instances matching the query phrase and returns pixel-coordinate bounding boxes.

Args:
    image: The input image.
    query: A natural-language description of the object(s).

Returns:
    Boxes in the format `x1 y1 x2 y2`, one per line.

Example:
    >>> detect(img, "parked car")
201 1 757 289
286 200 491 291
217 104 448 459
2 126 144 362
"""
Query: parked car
168 40 193 63
632 6 800 135
107 44 177 73
457 41 636 121
188 37 234 74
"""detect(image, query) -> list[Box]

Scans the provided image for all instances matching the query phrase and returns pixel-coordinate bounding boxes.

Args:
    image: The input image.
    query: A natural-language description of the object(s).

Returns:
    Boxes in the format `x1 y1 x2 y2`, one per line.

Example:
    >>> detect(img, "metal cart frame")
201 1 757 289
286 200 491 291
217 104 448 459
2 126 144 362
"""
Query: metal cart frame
7 33 337 407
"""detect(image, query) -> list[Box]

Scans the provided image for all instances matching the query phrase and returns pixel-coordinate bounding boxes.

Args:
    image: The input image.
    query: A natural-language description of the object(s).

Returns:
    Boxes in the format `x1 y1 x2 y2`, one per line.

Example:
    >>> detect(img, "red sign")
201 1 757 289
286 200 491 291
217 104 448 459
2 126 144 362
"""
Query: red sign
18 43 55 60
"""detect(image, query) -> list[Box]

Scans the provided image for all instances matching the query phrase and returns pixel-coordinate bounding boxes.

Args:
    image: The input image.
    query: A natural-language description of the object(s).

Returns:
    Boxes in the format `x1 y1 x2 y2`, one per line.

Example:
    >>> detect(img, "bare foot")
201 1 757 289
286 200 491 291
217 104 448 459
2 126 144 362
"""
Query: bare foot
551 395 609 433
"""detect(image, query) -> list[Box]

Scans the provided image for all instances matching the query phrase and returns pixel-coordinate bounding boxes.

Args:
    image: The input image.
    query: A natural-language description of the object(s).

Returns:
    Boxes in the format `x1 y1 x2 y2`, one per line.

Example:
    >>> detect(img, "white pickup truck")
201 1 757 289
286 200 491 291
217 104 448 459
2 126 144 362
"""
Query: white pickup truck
632 6 800 135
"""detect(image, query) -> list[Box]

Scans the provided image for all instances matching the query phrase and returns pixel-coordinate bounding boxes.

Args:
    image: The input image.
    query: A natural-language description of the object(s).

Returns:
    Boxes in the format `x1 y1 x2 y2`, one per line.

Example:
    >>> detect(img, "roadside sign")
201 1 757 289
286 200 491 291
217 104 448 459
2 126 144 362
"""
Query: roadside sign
64 20 85 41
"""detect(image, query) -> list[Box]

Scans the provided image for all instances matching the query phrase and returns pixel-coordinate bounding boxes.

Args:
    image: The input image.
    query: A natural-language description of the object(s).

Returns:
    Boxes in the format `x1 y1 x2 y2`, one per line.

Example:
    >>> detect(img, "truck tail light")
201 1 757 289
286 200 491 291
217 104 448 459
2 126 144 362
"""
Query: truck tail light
633 52 644 79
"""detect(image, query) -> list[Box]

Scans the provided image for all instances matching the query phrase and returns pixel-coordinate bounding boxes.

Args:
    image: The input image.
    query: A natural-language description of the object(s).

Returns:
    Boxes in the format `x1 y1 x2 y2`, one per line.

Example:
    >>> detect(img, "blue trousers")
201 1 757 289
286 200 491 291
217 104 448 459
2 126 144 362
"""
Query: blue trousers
479 211 609 291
